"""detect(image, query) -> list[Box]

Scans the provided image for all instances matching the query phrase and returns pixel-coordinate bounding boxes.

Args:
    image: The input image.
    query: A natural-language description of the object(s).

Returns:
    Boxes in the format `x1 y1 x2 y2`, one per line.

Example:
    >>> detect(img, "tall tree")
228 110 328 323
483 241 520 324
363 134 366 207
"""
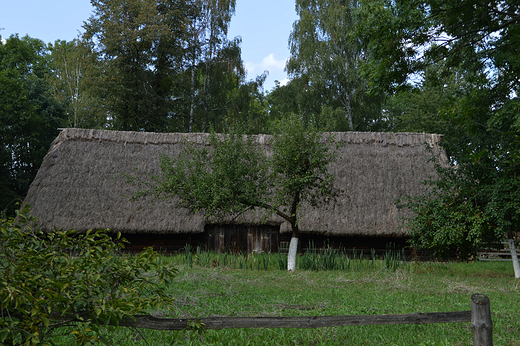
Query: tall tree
0 35 66 216
267 76 339 131
83 0 192 131
286 0 386 131
184 0 238 132
47 39 106 128
130 115 339 270
357 0 520 94
359 0 520 276
383 62 477 134
222 71 269 134
267 75 383 132
82 0 255 133
186 37 254 133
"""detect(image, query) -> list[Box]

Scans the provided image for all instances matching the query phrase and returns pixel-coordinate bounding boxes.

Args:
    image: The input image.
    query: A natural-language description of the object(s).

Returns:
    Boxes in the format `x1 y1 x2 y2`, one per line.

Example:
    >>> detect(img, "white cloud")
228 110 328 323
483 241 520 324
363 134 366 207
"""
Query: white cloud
1 38 6 45
279 78 290 86
245 53 287 77
244 53 292 91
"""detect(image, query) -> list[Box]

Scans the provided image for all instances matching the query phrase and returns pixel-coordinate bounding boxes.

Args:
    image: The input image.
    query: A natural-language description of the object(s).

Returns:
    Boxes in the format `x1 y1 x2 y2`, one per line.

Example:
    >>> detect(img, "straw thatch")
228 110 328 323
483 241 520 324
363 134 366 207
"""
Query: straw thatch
23 128 446 237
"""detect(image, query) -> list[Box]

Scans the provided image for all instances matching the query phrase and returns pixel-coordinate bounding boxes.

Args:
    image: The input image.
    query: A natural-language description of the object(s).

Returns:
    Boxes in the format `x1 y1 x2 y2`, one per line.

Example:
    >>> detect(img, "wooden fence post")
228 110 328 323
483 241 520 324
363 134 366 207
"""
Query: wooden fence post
471 294 492 346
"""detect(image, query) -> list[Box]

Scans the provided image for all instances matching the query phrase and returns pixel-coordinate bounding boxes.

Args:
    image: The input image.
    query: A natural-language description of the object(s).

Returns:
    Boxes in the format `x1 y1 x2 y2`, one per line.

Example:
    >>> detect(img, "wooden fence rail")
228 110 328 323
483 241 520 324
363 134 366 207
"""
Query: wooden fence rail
110 294 493 346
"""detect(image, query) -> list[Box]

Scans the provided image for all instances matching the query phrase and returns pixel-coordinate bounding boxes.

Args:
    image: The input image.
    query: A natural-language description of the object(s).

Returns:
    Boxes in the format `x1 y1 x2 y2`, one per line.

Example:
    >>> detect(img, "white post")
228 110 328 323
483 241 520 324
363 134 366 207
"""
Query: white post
287 237 298 271
508 239 520 279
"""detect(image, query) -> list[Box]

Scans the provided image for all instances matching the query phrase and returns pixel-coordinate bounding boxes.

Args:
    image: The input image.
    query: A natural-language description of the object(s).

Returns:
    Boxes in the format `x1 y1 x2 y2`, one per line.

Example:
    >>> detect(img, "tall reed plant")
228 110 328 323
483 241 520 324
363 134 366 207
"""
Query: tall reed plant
175 244 407 272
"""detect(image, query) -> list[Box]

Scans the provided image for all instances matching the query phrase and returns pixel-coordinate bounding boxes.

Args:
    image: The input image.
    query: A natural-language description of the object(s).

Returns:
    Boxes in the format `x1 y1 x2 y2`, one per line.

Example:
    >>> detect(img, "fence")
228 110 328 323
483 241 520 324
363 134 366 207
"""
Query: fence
477 241 513 261
107 293 493 346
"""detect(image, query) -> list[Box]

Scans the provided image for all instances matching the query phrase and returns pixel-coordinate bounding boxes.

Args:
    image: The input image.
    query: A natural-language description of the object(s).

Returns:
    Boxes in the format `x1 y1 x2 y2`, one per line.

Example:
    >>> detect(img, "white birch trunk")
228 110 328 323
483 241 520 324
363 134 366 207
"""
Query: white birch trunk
508 238 520 279
346 94 353 130
287 237 298 271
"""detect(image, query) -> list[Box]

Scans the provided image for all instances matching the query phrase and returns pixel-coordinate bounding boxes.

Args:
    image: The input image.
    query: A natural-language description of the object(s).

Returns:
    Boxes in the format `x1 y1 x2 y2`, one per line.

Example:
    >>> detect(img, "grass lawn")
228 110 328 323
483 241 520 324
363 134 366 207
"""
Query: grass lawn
58 255 519 346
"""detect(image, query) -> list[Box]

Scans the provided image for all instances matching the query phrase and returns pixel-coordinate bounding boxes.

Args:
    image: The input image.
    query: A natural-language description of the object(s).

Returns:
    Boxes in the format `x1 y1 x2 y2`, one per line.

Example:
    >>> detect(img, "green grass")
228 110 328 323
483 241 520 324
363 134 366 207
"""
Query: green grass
52 256 520 345
166 244 407 272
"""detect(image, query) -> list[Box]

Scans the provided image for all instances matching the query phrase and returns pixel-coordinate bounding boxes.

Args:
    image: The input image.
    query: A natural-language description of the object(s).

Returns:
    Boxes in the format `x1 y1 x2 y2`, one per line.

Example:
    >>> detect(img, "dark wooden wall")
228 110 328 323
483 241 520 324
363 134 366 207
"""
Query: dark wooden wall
118 228 409 256
205 224 280 253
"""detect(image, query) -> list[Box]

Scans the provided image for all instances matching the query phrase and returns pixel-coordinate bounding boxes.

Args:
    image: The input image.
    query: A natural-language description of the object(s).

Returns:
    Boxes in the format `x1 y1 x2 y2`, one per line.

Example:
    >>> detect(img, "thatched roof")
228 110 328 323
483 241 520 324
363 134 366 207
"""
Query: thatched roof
23 128 446 237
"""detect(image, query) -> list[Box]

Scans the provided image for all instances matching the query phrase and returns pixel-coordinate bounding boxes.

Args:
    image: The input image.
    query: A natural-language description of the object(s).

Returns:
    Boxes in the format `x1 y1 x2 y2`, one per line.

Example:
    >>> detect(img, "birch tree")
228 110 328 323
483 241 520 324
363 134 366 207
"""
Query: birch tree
286 0 385 131
47 39 106 128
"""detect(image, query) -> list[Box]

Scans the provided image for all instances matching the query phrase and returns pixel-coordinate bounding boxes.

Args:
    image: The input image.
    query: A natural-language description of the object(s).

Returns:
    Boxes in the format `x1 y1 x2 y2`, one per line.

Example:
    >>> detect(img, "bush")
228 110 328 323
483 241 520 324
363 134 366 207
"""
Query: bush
397 169 496 260
0 207 177 345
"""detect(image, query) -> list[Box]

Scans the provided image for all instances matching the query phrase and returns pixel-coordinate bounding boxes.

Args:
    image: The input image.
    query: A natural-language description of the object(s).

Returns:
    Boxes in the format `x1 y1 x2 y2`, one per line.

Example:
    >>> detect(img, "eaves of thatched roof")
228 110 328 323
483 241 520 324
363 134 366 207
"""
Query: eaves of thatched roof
23 128 445 236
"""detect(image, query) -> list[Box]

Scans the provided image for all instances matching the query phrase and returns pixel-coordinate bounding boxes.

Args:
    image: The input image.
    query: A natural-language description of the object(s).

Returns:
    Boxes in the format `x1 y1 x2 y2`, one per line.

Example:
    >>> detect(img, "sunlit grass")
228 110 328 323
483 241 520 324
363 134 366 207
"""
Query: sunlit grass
53 255 519 346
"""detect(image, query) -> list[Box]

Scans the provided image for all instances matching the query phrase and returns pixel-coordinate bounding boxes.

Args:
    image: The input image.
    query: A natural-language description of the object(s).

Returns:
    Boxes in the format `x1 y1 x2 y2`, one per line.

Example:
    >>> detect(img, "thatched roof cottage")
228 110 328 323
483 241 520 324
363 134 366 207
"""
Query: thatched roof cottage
23 128 445 253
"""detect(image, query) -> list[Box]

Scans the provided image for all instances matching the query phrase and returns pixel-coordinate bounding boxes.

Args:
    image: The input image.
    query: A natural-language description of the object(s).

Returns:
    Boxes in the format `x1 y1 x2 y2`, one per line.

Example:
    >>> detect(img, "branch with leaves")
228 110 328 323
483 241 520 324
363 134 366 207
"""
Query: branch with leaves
130 116 341 270
0 207 177 345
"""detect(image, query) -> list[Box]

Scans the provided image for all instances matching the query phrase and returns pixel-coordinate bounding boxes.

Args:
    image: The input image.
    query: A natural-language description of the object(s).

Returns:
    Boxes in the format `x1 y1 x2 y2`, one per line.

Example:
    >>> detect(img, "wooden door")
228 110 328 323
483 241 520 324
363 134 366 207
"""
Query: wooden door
206 224 280 253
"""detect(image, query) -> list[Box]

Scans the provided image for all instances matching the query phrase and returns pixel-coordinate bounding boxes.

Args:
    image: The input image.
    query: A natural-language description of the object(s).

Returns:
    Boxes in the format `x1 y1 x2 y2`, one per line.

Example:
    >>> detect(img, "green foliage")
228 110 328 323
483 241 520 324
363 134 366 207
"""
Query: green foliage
382 62 473 134
83 0 193 131
266 77 354 132
358 0 520 269
397 105 520 261
398 145 514 260
47 39 106 129
0 35 66 217
0 207 177 345
286 0 387 131
133 115 340 237
185 36 268 134
80 0 265 133
142 128 269 219
399 180 489 260
270 115 339 211
444 84 519 242
356 0 514 92
396 75 519 258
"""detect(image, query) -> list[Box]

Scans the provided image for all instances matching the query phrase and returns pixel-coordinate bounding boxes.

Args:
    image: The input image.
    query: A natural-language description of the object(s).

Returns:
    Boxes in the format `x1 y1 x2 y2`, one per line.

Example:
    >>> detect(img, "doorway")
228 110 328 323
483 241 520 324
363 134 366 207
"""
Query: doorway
205 224 280 253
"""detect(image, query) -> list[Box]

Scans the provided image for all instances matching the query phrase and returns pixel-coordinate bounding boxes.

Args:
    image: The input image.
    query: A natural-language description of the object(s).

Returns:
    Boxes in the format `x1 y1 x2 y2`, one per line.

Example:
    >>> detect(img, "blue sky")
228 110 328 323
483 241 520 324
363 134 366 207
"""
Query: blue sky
0 0 297 92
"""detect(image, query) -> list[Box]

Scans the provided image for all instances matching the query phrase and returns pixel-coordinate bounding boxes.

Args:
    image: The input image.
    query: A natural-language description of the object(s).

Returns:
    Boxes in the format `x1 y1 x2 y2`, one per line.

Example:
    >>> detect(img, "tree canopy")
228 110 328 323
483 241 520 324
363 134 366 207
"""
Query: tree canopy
361 0 520 273
82 0 195 131
286 0 388 131
47 39 106 129
79 0 266 133
357 0 520 92
0 35 66 217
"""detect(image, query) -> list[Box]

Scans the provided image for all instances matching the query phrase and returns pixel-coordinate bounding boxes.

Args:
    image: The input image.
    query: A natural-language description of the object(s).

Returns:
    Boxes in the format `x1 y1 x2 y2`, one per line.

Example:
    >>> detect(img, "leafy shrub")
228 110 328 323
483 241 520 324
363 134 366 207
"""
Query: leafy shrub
0 207 177 345
398 162 495 260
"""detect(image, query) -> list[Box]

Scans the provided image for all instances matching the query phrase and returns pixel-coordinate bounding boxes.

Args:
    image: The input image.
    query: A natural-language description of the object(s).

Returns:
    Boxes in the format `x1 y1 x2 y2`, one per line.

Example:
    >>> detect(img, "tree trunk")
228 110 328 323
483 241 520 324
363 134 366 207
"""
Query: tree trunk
345 94 353 130
287 236 298 271
287 192 301 271
189 67 195 133
340 92 353 130
508 238 520 279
